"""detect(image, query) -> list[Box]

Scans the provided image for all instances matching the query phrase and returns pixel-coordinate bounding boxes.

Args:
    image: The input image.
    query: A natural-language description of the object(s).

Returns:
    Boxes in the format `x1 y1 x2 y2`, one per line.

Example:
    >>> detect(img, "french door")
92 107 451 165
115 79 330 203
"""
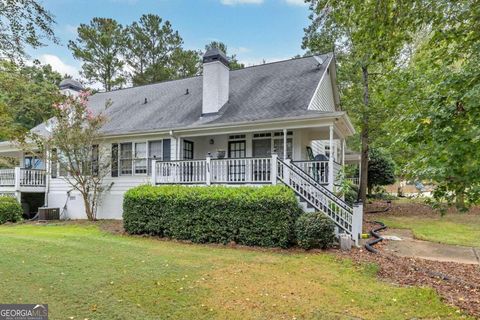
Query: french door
228 140 246 182
252 139 271 181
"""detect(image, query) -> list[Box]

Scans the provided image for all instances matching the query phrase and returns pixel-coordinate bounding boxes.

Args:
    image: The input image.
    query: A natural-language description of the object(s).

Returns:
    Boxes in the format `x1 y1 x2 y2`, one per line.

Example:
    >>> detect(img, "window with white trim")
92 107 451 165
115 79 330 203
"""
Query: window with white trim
134 142 147 174
148 140 163 175
120 143 132 175
273 138 293 159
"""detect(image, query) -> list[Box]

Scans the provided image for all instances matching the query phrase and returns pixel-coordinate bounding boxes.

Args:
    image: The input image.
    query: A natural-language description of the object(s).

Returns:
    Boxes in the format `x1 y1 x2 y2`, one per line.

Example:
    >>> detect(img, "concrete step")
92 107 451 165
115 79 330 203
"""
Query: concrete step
297 200 315 213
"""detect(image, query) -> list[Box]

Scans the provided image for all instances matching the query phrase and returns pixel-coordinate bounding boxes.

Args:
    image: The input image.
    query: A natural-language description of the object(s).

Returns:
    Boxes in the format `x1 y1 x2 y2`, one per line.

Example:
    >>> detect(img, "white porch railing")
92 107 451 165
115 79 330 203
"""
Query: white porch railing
156 160 207 184
347 177 360 186
211 158 271 183
291 160 342 185
0 169 15 186
20 169 46 187
292 161 329 184
277 159 363 245
154 157 272 184
0 168 46 188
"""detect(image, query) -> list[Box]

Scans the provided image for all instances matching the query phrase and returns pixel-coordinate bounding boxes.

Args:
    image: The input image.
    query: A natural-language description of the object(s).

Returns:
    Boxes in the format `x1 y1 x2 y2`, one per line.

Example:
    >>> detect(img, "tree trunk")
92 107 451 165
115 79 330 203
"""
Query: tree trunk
455 187 466 211
82 192 94 221
397 179 405 197
358 66 370 204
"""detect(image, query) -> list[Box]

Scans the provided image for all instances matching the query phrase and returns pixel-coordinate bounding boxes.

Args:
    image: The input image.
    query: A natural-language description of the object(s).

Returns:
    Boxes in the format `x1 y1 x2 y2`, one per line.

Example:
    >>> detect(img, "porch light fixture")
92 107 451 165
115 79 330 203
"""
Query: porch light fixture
209 139 214 145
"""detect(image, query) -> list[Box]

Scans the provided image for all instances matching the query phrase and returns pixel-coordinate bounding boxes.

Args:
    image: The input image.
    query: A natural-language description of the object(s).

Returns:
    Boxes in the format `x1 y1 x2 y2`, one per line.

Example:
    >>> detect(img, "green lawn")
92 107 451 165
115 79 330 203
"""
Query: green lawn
0 223 469 319
381 213 480 247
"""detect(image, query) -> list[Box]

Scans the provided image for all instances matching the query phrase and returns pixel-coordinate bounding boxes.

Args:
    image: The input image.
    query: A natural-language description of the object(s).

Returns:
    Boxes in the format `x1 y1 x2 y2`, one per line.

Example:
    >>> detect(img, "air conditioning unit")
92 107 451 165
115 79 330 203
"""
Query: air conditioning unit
38 207 60 220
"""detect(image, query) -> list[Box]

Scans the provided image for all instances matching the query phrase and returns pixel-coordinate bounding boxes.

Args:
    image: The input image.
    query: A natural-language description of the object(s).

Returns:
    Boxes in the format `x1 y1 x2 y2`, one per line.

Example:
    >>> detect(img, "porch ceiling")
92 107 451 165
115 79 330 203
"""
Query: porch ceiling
171 113 354 139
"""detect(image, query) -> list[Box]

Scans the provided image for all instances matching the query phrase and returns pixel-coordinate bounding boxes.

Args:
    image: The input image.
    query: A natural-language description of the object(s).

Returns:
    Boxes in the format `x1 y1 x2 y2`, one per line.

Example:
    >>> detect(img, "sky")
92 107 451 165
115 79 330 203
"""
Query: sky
31 0 311 82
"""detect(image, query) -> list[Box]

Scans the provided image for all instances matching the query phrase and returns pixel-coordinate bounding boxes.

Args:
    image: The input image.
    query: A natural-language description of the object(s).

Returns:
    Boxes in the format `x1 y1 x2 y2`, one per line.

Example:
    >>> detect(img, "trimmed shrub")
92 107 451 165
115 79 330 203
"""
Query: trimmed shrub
0 196 23 224
295 213 336 249
123 185 302 248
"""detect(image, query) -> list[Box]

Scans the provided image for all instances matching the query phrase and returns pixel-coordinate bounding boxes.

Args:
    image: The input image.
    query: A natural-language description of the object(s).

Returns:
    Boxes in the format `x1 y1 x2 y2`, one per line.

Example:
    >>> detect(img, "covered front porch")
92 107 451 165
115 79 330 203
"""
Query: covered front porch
153 117 353 191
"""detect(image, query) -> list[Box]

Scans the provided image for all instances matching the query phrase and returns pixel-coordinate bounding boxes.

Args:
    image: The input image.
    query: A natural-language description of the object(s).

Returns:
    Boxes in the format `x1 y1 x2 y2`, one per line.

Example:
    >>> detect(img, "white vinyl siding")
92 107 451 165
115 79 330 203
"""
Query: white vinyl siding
308 67 336 112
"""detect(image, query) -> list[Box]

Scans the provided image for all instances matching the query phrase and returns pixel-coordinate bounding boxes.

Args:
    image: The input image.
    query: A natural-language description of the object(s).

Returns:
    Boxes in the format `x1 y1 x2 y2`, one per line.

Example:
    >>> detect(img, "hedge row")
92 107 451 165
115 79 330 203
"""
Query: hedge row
123 185 303 248
0 196 23 224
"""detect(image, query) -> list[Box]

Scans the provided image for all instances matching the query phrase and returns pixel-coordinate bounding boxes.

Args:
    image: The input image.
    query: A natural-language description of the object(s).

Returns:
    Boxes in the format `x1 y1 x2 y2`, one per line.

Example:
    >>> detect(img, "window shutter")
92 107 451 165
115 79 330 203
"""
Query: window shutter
163 139 171 161
111 143 118 177
51 149 57 179
92 145 99 176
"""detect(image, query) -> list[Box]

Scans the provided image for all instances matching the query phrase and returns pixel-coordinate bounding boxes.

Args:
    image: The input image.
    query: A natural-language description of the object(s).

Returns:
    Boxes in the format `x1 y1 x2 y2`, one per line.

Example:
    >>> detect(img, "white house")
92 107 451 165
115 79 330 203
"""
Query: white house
0 49 363 243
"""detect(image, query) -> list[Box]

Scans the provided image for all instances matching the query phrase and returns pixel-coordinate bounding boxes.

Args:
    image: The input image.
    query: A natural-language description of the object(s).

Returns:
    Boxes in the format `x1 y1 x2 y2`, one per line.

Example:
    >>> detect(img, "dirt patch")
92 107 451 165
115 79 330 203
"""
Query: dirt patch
97 219 125 235
341 246 480 317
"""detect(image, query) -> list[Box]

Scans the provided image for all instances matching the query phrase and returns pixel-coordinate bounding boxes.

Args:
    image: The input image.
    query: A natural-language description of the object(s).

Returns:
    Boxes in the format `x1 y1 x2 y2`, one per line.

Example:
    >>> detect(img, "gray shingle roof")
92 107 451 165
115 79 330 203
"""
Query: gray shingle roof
36 53 335 136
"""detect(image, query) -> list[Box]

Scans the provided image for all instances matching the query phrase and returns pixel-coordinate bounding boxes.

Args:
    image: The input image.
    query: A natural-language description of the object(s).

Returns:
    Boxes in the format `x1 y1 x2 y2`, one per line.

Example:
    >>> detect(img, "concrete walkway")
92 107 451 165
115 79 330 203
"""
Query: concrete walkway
381 229 480 265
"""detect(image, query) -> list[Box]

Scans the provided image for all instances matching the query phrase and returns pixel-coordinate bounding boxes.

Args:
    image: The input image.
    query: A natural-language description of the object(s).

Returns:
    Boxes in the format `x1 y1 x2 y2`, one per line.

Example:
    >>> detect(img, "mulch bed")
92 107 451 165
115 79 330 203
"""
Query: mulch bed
350 200 480 318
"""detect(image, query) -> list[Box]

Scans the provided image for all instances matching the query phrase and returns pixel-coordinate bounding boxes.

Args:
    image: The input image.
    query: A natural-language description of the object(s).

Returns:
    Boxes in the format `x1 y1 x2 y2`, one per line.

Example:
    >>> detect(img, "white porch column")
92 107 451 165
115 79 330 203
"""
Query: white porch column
44 149 50 207
342 138 345 167
14 167 21 203
284 158 291 183
271 153 278 185
206 154 211 185
328 125 334 191
151 160 157 185
352 201 364 247
283 129 287 160
176 137 182 160
333 140 337 163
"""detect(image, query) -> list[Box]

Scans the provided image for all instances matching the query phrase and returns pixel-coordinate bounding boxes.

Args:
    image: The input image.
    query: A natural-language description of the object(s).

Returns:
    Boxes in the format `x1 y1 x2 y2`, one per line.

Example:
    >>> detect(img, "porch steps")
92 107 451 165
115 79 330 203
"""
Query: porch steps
296 196 315 212
277 158 363 245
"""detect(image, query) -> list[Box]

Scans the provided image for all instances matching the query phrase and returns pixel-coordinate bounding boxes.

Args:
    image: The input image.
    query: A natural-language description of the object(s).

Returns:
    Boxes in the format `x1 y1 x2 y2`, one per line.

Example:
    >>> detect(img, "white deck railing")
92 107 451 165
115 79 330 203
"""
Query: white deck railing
0 169 15 186
0 168 46 188
20 169 46 187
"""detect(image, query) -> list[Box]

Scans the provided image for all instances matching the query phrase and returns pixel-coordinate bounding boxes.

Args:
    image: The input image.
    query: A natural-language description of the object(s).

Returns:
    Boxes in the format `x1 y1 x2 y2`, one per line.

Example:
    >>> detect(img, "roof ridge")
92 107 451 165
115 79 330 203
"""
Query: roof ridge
93 52 333 95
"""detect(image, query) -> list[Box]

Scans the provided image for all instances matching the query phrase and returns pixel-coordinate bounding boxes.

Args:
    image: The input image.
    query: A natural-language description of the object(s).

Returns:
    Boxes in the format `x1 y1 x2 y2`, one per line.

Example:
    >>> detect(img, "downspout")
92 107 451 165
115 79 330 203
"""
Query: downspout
44 146 50 207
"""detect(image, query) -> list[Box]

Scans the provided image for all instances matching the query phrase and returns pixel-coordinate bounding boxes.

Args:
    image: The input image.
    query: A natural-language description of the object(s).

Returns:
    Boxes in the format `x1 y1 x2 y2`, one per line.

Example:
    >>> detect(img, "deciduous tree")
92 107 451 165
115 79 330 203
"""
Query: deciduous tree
383 1 480 210
303 0 430 204
0 0 58 61
29 92 111 220
0 60 62 141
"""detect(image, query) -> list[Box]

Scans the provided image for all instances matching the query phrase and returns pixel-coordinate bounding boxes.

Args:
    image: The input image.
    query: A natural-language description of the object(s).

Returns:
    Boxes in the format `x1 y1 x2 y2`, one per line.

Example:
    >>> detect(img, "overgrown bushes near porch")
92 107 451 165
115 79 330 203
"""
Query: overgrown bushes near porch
123 185 303 248
0 196 22 224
